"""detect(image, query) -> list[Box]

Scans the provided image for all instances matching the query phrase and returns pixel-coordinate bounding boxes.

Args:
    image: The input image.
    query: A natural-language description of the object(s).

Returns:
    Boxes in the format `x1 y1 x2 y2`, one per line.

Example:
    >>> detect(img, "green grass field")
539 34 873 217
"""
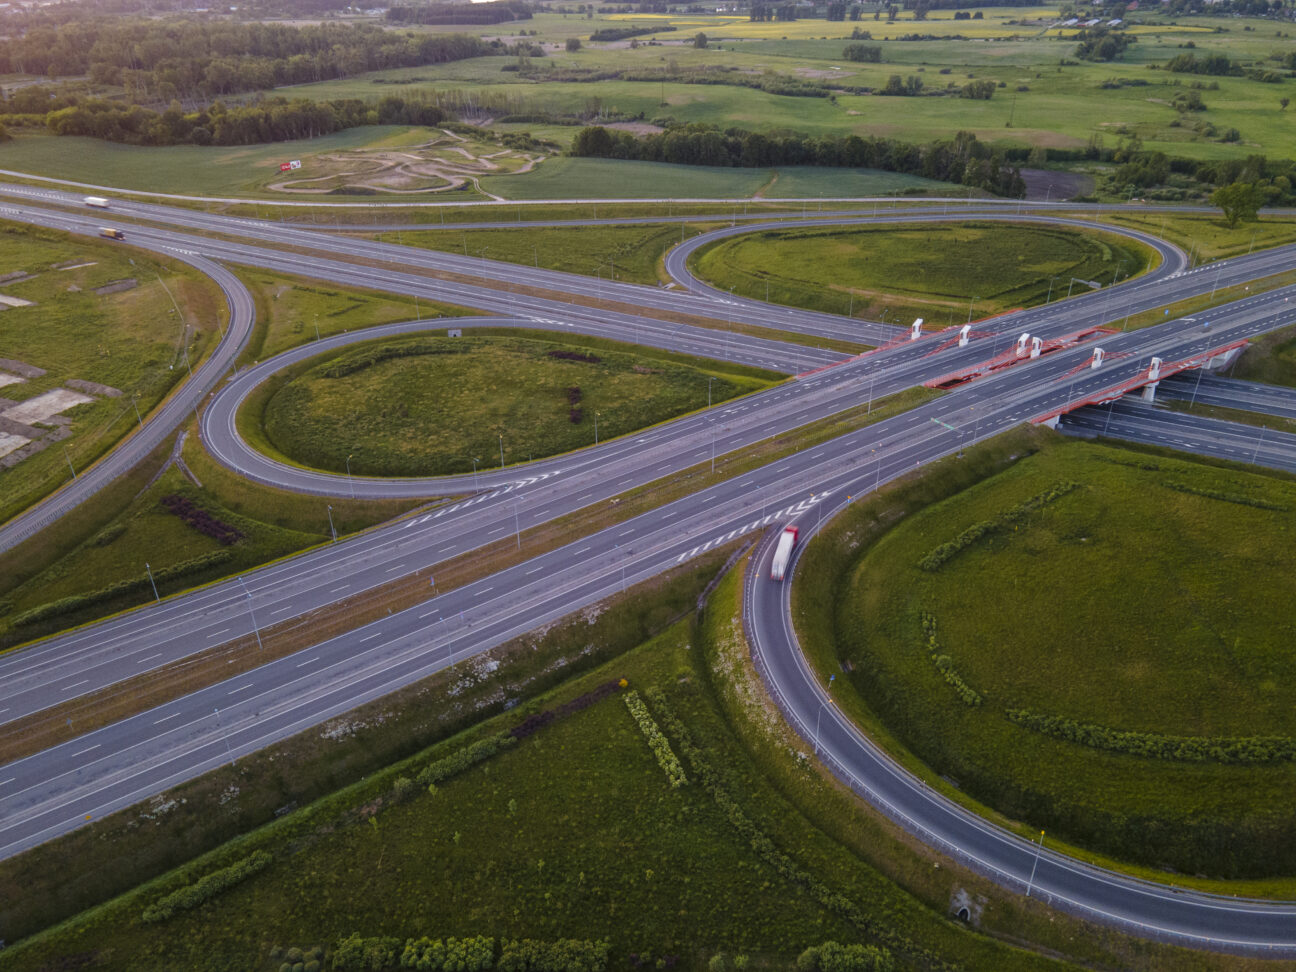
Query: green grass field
237 267 475 361
0 223 223 526
260 333 775 476
383 221 713 284
816 437 1296 878
692 221 1153 325
0 562 1082 972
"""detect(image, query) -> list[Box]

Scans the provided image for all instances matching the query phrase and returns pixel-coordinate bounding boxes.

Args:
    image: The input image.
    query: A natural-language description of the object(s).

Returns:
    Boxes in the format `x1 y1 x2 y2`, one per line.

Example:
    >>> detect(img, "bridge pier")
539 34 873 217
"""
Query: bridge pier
1141 356 1163 403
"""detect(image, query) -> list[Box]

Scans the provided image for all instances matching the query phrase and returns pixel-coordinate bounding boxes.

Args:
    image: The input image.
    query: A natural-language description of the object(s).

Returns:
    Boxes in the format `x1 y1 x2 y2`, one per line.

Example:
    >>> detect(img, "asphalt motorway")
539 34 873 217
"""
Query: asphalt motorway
5 197 1296 951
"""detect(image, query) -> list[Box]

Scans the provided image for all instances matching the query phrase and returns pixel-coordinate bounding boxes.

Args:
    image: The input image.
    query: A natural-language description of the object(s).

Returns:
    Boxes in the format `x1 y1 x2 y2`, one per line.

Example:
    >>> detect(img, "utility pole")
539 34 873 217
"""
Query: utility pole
146 562 160 602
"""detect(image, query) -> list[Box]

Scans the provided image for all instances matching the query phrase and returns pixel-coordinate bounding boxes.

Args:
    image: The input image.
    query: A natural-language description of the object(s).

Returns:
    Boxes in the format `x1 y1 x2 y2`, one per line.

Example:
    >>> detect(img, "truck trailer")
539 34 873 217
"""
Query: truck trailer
98 227 125 240
84 196 110 209
769 526 799 581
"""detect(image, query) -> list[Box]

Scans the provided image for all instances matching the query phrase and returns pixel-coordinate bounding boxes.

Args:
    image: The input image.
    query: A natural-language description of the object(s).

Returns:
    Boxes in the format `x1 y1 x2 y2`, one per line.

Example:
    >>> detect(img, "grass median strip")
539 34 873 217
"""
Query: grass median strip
0 385 936 764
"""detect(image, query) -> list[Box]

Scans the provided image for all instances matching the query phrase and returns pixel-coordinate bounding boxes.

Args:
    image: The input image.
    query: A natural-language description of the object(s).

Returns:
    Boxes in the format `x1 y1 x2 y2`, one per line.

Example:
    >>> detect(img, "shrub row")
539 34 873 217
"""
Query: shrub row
623 690 688 787
546 349 601 364
414 732 517 788
509 679 621 739
588 25 674 41
9 549 234 627
160 494 245 546
1161 480 1288 512
643 689 920 970
917 480 1080 571
141 850 272 923
797 942 894 972
331 934 610 971
1006 709 1296 765
919 614 981 707
498 939 612 972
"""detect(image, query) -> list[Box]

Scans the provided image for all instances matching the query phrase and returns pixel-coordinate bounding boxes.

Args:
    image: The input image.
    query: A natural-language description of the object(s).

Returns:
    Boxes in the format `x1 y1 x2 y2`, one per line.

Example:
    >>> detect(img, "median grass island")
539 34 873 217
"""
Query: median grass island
255 333 777 476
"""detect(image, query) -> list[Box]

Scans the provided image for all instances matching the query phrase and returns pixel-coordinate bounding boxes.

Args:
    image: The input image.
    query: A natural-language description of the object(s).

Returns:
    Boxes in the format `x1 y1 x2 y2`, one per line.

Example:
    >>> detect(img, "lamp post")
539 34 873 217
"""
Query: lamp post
327 504 337 542
236 575 264 651
594 411 600 445
345 454 355 499
472 456 480 491
499 433 505 469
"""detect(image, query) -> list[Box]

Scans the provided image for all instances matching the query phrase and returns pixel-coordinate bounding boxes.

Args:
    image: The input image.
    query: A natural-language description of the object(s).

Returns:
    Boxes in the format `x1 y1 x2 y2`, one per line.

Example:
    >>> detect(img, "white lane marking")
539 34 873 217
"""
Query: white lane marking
227 683 255 695
153 712 181 725
60 680 89 692
72 744 100 757
207 627 230 639
361 631 383 642
0 778 14 787
526 566 545 574
329 585 350 593
384 564 403 572
137 653 162 664
296 657 320 667
476 587 493 596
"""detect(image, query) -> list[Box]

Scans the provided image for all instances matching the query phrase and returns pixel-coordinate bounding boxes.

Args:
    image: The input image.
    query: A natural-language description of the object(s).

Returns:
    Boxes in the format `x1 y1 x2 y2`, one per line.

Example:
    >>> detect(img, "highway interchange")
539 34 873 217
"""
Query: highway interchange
2 184 1296 954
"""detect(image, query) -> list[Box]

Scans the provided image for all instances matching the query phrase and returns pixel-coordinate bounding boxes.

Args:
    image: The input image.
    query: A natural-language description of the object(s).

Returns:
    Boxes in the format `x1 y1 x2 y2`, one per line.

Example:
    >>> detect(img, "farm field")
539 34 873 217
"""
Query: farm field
691 221 1153 324
802 434 1296 878
258 333 777 477
269 8 1296 162
0 223 223 526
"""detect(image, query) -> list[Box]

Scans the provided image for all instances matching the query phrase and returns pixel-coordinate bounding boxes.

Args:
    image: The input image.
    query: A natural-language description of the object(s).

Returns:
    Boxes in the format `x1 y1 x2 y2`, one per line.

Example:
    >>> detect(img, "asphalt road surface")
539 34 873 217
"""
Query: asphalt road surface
3 192 1296 953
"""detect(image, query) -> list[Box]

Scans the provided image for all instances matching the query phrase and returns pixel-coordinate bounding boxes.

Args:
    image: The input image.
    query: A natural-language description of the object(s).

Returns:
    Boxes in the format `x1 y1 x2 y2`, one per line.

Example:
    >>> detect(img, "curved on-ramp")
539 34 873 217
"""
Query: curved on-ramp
744 501 1296 956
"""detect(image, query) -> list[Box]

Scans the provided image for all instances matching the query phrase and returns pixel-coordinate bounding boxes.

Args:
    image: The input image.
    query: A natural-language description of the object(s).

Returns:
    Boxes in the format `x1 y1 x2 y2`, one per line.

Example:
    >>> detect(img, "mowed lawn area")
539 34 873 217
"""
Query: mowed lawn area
828 437 1296 878
260 333 777 477
691 221 1153 324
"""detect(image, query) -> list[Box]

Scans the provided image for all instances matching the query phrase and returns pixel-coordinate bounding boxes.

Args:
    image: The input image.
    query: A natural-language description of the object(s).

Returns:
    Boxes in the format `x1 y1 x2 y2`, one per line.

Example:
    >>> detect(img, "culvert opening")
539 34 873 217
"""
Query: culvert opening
957 907 971 922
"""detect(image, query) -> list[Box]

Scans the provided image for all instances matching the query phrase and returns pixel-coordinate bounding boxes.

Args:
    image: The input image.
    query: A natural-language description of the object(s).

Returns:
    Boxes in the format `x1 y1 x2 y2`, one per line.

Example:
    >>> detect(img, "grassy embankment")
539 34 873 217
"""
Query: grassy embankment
0 223 223 525
794 428 1296 882
0 382 937 769
258 333 776 477
0 547 1080 972
0 265 467 650
691 221 1154 326
3 539 1275 972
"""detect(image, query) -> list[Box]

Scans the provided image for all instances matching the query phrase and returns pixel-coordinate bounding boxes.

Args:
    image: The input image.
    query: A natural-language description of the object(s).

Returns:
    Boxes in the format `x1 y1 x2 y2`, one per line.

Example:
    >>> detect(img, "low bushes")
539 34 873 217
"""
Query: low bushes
9 549 233 627
920 614 981 707
414 732 516 789
1162 480 1288 511
141 850 272 923
331 934 611 971
917 480 1080 571
1006 709 1296 765
320 340 465 379
624 690 687 787
644 689 915 970
797 941 895 972
546 349 601 364
509 679 621 739
160 494 245 545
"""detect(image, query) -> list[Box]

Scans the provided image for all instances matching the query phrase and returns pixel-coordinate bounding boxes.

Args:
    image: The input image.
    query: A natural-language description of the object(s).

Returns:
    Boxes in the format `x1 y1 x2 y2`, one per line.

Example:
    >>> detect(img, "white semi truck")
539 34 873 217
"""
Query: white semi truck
84 196 110 209
769 526 799 581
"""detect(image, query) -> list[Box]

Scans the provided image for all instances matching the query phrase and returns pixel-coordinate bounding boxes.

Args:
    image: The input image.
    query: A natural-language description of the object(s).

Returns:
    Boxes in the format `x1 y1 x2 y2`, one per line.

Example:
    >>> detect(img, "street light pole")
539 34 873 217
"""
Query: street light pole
236 575 264 651
708 376 714 408
499 433 504 469
327 504 337 542
145 562 160 602
1025 831 1046 897
214 708 236 767
346 454 355 499
472 456 480 491
594 412 600 445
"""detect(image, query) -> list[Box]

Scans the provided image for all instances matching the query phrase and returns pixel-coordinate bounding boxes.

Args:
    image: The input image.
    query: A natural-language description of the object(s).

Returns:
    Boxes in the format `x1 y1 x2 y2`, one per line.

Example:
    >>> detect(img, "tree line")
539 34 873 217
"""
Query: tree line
0 19 490 103
387 2 533 26
571 124 1027 197
24 92 448 146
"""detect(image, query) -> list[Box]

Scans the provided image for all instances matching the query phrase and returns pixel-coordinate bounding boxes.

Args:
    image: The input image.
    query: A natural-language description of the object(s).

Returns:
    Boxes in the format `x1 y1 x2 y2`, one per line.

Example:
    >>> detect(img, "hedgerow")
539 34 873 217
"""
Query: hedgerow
141 850 272 923
796 941 895 972
1006 709 1296 765
321 340 467 379
624 691 688 787
917 480 1080 571
414 732 516 788
10 549 233 627
643 689 923 970
1161 480 1288 512
920 613 981 707
330 934 610 971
